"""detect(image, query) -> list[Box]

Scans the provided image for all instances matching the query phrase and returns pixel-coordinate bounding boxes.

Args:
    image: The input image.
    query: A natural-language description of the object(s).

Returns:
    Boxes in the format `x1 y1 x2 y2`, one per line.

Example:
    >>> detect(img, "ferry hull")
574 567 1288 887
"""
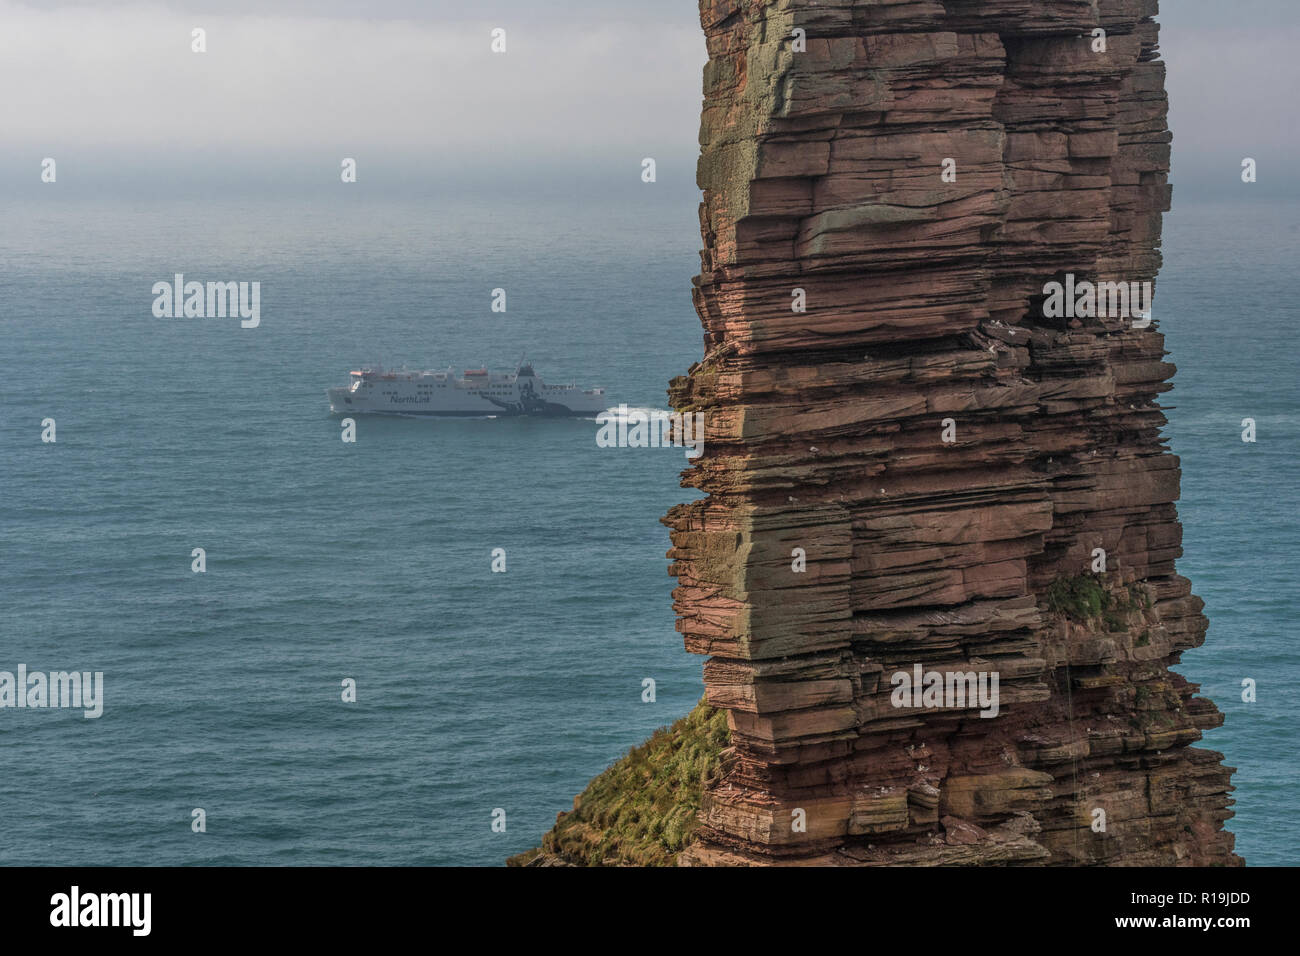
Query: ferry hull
327 393 601 418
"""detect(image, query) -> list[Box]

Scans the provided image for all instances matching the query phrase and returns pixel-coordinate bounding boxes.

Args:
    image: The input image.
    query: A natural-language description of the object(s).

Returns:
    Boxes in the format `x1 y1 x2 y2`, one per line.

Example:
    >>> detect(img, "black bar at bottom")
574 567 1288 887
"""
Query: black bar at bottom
0 865 1274 942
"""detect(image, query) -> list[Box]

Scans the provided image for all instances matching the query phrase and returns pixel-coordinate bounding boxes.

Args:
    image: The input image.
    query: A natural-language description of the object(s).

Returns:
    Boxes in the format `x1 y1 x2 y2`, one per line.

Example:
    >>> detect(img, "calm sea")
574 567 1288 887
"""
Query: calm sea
0 192 1292 865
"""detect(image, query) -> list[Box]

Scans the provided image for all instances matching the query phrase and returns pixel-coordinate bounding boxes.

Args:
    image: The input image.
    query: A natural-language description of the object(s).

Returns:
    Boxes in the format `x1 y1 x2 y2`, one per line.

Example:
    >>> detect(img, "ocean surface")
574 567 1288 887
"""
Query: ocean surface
0 191 1293 866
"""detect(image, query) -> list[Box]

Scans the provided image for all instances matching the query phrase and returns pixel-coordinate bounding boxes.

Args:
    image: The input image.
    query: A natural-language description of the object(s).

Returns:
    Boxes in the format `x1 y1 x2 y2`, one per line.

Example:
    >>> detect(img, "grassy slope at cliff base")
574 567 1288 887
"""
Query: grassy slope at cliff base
507 700 730 867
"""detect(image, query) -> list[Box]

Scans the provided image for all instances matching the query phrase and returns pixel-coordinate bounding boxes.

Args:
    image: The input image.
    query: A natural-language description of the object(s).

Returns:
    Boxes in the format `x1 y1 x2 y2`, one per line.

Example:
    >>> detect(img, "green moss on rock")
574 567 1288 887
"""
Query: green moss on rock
1045 573 1108 620
1045 574 1144 632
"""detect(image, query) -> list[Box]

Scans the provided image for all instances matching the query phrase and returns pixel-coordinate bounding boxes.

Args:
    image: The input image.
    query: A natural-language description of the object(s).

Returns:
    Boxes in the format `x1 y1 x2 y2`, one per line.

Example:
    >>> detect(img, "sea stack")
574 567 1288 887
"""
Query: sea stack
516 0 1241 866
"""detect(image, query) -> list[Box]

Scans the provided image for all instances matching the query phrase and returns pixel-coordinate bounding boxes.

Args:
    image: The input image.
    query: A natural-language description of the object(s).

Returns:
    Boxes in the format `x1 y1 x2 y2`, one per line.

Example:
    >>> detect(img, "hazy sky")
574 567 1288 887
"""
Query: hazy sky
1 0 1296 199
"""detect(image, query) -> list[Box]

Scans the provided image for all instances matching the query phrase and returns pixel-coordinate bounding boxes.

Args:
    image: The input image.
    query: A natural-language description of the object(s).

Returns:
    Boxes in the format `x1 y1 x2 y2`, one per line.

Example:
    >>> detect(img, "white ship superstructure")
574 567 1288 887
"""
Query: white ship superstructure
327 360 608 417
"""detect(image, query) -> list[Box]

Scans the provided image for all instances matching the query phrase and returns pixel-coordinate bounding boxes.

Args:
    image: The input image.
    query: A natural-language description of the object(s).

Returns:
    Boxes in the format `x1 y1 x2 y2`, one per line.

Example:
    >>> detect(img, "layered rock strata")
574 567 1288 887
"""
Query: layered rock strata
662 0 1238 866
520 0 1239 866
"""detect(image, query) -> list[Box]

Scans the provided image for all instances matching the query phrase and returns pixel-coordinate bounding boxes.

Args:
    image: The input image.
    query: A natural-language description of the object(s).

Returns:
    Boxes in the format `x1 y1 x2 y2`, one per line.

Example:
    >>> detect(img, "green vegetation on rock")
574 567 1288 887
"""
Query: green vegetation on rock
1045 574 1145 632
508 699 731 867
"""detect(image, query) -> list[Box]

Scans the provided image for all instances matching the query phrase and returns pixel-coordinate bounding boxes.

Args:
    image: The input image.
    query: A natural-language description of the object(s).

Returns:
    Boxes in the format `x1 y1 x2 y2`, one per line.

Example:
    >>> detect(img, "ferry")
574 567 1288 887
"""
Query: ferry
326 358 609 417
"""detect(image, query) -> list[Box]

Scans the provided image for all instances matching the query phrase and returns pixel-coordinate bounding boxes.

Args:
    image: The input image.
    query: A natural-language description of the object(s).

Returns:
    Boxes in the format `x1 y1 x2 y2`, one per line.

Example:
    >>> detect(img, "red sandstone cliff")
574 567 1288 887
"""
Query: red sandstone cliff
518 0 1240 866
